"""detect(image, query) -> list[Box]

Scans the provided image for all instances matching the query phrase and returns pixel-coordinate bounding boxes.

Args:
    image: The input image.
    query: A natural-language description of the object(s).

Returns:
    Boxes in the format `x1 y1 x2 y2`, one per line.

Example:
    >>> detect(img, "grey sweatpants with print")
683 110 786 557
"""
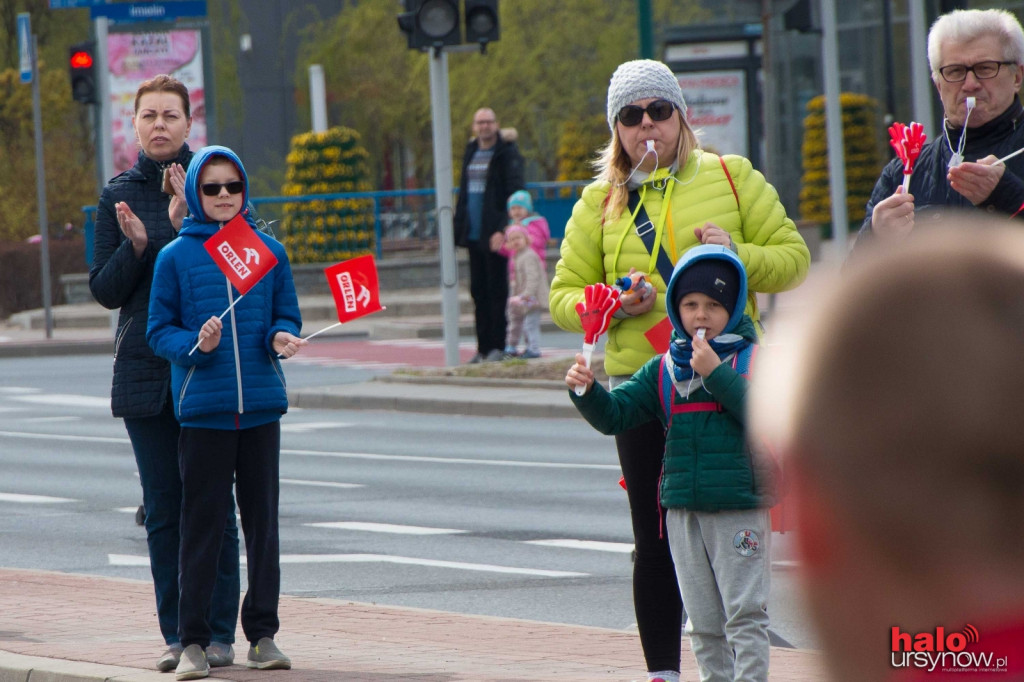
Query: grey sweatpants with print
666 507 771 682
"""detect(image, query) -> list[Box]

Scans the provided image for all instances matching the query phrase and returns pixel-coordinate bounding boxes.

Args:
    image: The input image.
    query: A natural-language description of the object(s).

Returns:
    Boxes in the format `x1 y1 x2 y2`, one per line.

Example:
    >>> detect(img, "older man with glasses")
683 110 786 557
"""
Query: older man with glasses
853 8 1024 256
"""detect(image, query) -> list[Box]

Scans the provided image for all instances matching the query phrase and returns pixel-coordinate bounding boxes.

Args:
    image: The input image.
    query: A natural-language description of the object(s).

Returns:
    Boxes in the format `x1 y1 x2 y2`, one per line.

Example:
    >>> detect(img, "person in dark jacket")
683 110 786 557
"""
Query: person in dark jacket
566 245 776 682
148 145 304 681
453 107 525 363
854 8 1024 255
87 75 240 673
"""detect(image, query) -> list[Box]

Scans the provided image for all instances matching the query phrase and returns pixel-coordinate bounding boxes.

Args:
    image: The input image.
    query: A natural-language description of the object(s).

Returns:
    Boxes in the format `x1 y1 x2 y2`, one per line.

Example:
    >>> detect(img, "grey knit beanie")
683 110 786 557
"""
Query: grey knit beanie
606 59 687 131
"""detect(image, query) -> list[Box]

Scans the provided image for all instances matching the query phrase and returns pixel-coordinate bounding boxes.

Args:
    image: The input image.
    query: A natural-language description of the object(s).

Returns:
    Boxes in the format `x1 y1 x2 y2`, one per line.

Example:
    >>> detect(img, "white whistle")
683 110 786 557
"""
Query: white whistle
646 139 655 152
696 328 706 340
966 96 976 110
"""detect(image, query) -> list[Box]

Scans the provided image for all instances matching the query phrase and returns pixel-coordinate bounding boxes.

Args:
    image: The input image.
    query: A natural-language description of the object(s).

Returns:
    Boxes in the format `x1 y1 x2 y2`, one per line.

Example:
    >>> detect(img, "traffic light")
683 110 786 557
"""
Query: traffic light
69 41 97 104
397 0 461 51
464 0 499 50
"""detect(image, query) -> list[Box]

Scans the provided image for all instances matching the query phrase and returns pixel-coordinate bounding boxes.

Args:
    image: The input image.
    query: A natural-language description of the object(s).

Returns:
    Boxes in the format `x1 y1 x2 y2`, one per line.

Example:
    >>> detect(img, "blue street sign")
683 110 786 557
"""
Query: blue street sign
90 1 207 24
17 13 31 83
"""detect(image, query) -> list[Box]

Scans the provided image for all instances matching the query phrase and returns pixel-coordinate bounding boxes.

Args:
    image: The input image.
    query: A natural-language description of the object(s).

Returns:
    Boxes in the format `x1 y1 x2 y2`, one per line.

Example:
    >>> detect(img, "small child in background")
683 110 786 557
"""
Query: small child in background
503 224 548 359
490 189 550 280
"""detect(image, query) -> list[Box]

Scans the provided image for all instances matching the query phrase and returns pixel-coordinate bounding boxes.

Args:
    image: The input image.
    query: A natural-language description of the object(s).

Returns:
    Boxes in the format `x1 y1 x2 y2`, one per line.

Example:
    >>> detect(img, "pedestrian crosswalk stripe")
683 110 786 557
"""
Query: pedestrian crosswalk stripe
307 521 465 534
524 539 634 553
0 492 75 503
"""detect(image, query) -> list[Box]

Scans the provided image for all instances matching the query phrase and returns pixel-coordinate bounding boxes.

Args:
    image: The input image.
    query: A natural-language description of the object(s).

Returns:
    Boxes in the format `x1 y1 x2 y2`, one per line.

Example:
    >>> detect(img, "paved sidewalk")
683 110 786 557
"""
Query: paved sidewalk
0 568 825 682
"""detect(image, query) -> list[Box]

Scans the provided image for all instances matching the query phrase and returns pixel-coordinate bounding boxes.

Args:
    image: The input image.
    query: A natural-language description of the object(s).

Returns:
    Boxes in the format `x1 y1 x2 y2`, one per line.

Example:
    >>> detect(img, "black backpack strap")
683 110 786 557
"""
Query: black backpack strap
627 189 675 283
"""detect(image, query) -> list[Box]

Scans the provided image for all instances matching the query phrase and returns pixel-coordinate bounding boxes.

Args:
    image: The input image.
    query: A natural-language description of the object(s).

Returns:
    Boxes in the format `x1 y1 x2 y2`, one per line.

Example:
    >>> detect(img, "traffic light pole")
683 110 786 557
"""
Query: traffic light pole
428 49 461 367
31 35 53 339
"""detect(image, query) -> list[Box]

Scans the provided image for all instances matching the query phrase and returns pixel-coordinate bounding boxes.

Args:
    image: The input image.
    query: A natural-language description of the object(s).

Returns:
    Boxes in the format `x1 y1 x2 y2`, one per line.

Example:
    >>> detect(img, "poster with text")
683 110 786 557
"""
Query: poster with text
107 29 206 174
676 70 748 158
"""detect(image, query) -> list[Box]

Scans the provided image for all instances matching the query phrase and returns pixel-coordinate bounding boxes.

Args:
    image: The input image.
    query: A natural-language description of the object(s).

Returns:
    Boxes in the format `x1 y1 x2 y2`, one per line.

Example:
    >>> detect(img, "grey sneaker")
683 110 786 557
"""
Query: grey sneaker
205 642 234 667
156 643 182 672
174 644 209 680
246 637 291 670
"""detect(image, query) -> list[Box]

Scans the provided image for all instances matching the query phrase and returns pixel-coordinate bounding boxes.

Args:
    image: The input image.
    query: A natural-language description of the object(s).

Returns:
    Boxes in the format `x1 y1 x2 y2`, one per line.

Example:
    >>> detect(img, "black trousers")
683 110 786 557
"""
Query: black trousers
616 418 685 673
467 242 509 355
178 421 281 648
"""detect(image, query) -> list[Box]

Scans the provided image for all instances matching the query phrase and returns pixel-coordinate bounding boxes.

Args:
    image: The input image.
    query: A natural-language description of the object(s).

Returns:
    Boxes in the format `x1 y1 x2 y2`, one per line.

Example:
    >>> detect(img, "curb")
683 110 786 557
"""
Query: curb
0 651 166 681
289 378 580 419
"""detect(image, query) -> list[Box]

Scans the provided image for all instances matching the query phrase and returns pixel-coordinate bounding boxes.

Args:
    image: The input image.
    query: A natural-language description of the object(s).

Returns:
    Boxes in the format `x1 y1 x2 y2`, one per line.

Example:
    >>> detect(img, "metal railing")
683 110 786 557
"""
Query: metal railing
82 181 588 264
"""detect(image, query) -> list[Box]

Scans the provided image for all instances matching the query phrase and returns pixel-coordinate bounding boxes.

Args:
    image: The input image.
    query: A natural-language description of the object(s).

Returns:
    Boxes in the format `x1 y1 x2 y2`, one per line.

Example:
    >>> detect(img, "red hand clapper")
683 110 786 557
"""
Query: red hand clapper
889 121 927 191
573 283 621 396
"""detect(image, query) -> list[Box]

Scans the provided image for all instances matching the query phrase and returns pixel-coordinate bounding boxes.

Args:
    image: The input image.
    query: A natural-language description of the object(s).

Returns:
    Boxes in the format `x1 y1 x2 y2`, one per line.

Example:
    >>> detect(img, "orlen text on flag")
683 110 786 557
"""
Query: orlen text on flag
325 254 383 324
203 214 278 295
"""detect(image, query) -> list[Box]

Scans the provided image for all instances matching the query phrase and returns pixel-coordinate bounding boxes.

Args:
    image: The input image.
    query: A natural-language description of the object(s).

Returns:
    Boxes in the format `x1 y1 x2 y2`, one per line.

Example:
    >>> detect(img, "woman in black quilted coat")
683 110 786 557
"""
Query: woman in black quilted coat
87 75 240 672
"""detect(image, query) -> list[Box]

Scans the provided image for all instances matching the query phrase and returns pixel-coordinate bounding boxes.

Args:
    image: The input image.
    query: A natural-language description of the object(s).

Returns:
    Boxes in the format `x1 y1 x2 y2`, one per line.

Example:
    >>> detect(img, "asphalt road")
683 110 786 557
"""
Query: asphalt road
0 350 818 650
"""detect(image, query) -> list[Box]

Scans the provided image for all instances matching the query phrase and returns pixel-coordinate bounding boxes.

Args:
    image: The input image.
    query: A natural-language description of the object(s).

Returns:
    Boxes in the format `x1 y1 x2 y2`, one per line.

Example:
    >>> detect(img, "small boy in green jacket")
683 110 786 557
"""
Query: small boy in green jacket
565 244 778 682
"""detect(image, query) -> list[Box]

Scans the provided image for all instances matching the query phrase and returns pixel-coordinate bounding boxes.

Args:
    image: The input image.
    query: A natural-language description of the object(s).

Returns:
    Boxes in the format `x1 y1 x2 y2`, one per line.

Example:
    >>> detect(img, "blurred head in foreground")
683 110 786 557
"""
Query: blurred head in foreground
751 218 1024 681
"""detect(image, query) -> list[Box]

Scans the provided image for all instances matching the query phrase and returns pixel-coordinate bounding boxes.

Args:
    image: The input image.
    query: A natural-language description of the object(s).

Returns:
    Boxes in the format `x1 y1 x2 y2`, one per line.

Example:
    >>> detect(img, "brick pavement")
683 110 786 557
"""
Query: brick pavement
0 568 825 682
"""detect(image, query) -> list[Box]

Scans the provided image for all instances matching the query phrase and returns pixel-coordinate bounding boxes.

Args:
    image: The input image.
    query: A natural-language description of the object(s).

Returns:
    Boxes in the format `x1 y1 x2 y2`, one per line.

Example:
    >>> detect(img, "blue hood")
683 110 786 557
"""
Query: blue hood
665 244 748 337
182 145 250 225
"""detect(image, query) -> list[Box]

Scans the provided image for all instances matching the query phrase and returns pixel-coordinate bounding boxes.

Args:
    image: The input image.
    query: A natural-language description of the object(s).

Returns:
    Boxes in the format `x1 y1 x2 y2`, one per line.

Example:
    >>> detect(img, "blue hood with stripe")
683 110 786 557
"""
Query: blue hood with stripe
664 244 749 338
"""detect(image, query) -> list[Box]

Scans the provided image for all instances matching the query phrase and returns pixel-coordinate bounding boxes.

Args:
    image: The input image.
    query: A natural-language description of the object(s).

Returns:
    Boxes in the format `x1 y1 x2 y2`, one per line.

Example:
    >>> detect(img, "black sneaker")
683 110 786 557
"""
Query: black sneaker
468 352 486 364
484 349 504 362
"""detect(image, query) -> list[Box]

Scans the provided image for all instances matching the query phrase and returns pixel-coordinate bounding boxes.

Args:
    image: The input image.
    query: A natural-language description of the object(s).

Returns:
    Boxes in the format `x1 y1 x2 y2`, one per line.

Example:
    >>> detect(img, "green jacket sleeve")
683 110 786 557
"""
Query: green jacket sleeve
701 360 748 424
569 357 663 435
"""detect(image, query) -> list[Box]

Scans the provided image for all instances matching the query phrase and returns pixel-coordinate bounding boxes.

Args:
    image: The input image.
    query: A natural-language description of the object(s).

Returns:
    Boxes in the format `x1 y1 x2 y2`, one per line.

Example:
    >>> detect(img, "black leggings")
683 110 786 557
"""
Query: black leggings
616 418 684 674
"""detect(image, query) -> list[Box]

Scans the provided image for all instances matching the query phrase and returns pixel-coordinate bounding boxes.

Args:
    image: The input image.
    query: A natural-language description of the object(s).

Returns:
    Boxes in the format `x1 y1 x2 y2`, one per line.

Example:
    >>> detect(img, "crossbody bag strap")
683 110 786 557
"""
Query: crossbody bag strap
627 189 675 283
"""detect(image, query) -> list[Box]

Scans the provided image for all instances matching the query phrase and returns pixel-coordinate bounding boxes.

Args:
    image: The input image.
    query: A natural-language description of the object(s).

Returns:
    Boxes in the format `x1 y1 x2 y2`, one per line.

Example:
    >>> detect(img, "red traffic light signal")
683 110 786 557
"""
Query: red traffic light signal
70 50 93 69
68 41 97 104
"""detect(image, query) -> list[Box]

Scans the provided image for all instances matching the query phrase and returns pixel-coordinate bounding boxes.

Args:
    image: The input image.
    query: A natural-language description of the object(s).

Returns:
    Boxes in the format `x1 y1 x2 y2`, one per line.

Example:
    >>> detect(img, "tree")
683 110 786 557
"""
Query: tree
299 0 709 188
0 1 94 242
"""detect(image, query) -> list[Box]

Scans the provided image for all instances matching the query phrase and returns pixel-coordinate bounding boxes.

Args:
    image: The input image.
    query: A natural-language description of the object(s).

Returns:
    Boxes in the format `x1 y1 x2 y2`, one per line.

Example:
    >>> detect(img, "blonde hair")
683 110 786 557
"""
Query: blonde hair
592 112 699 221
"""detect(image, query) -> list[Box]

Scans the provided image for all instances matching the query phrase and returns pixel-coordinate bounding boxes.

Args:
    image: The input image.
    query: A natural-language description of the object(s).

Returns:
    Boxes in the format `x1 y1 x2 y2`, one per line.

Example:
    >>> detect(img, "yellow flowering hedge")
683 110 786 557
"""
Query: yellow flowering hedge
280 126 375 264
799 93 885 232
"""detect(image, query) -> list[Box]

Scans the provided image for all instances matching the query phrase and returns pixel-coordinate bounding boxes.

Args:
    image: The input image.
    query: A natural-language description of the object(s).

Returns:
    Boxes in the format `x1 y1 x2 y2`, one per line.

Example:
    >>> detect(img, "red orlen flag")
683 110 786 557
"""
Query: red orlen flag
324 254 383 324
203 214 278 295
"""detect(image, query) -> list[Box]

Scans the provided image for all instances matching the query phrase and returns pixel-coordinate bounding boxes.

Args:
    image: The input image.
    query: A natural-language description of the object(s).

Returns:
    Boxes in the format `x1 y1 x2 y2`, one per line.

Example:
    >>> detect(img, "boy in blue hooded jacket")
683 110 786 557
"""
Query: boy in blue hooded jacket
565 244 777 682
148 145 304 680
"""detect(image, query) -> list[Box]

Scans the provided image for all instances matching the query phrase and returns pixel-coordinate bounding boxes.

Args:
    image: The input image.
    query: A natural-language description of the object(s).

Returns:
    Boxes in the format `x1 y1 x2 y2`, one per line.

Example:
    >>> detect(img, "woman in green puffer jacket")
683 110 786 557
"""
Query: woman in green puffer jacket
548 59 809 682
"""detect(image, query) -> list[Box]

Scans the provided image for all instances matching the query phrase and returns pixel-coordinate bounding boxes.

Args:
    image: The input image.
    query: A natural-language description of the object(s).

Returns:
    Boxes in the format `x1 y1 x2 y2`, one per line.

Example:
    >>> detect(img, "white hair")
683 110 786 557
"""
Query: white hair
927 9 1024 81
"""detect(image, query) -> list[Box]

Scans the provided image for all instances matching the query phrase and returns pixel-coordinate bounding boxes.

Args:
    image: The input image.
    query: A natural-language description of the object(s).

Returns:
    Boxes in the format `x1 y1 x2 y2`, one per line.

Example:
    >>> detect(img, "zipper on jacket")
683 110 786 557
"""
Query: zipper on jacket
226 278 244 414
113 317 133 358
179 365 196 405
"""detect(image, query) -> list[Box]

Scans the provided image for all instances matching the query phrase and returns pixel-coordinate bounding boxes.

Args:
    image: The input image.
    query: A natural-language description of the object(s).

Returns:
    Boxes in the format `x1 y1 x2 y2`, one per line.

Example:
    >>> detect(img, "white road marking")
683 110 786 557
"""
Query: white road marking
525 539 634 553
109 554 150 567
0 431 128 444
280 421 354 433
114 506 140 514
22 416 80 424
108 553 586 577
0 387 39 394
0 492 75 504
307 521 465 534
0 433 614 470
10 394 110 409
281 479 363 489
284 448 620 471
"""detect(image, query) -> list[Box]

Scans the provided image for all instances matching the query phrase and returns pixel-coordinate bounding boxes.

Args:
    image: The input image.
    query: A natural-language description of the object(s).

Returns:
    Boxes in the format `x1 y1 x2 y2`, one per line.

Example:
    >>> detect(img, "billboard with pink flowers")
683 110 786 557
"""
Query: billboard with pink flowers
107 29 206 174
